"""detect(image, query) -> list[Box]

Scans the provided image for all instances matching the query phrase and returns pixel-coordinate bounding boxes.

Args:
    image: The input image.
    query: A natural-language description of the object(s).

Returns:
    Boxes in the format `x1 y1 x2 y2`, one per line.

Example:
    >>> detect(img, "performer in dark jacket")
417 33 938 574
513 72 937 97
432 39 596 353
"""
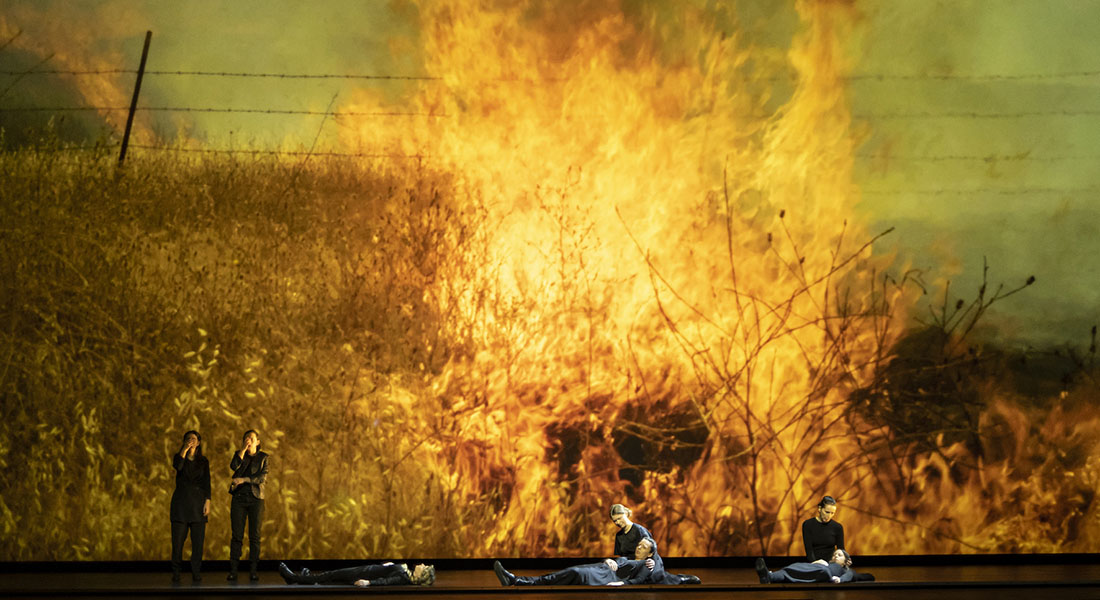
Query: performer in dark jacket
755 549 874 583
632 538 703 585
170 430 210 582
610 504 700 584
227 429 268 581
493 537 656 586
802 495 845 561
279 562 435 586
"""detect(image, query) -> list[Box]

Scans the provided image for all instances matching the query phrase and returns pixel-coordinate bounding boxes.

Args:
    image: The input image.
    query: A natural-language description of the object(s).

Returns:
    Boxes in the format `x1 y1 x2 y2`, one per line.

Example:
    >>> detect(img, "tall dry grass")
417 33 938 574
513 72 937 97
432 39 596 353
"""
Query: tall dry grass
1 139 1098 560
0 141 479 559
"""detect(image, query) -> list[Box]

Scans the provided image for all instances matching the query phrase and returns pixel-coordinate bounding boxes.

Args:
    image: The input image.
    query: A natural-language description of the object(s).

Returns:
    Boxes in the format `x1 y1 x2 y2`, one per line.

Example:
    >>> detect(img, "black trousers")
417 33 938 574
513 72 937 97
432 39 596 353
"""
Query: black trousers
170 521 205 576
517 565 613 586
229 493 263 573
299 564 393 584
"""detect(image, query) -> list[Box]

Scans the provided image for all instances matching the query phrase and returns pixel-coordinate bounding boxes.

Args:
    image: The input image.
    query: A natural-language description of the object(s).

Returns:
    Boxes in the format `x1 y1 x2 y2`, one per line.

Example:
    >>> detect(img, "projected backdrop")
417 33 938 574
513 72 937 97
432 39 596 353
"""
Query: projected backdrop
1 0 1098 560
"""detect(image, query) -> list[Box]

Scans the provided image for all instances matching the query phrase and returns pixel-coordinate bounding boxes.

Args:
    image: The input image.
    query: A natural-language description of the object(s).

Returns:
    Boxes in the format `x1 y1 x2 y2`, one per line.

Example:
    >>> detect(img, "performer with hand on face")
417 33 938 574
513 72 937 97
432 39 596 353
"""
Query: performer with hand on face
170 430 210 583
227 429 268 582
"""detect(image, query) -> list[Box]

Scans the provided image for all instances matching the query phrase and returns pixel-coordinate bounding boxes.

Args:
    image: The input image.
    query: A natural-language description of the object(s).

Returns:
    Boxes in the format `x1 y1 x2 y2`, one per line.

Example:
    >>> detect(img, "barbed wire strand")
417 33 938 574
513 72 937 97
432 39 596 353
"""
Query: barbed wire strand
4 67 1100 82
5 105 1100 120
7 145 1100 195
0 106 444 117
128 144 425 160
7 142 1099 165
862 187 1100 196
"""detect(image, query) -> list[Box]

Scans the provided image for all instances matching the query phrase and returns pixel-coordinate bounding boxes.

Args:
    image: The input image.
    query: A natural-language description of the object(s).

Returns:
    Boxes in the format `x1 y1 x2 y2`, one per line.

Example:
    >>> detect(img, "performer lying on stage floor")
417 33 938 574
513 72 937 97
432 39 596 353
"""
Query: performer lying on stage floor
755 549 874 584
495 537 700 586
278 561 435 587
608 503 700 584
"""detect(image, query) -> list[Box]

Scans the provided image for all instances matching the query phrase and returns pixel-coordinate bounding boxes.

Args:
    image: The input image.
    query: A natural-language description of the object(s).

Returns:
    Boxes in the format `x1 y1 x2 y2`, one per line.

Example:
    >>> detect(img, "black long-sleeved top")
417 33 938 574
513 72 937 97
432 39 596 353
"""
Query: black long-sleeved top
801 518 844 561
229 450 268 499
614 523 653 558
170 454 211 523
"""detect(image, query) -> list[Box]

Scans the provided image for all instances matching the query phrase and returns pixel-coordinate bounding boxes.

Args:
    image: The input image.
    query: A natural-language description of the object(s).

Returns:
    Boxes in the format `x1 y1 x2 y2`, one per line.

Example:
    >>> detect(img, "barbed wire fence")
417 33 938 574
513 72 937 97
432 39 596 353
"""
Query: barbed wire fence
2 29 1100 194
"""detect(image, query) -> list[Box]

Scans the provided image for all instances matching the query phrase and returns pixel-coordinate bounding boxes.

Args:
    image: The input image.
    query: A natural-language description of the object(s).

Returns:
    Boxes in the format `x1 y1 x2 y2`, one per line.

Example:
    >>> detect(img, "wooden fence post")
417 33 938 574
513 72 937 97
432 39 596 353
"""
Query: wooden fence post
118 30 152 168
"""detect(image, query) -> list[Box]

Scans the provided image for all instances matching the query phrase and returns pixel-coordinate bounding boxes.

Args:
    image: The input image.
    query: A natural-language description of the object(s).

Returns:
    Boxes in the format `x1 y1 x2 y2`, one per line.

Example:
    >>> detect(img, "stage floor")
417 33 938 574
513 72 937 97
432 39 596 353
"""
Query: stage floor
2 563 1100 599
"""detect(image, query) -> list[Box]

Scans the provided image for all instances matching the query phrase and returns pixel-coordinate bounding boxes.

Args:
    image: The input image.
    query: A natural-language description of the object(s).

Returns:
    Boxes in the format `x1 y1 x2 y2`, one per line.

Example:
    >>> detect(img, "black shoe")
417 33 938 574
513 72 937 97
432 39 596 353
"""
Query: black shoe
249 572 260 581
754 558 770 584
279 562 296 584
681 574 701 584
226 572 238 582
493 561 516 586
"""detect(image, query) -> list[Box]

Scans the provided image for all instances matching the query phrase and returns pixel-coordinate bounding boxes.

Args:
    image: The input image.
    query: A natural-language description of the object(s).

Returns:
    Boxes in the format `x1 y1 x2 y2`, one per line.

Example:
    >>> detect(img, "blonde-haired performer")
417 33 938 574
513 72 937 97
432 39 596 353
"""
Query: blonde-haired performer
609 504 652 558
279 562 435 587
494 538 657 587
609 503 700 585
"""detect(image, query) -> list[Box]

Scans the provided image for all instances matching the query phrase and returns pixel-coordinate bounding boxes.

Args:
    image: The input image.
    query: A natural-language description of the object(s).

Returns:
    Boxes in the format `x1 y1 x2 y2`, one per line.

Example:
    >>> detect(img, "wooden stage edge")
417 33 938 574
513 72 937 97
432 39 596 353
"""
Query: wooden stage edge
3 559 1100 600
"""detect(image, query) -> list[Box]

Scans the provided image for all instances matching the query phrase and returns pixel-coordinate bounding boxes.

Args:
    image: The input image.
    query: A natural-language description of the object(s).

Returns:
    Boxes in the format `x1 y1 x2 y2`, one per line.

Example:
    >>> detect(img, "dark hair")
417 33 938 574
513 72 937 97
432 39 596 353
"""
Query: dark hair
242 429 260 449
638 536 657 558
817 495 837 509
182 430 203 459
609 503 631 518
835 549 852 568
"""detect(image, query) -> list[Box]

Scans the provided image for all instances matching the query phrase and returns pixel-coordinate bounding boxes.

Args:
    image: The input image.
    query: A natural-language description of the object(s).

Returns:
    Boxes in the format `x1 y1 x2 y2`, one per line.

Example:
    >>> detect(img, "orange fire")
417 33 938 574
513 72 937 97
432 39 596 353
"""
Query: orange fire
0 7 153 142
335 0 916 556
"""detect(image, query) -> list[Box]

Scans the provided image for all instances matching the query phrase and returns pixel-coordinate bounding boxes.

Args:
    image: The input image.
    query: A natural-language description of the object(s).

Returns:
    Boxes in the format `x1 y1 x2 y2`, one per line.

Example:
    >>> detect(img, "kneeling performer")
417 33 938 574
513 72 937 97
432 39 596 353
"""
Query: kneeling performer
494 537 658 586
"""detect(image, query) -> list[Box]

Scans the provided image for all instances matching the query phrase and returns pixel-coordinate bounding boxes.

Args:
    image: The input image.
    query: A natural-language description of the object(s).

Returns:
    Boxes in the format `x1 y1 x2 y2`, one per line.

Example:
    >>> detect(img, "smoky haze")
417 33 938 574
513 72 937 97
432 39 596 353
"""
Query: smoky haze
2 0 1097 348
1 0 421 147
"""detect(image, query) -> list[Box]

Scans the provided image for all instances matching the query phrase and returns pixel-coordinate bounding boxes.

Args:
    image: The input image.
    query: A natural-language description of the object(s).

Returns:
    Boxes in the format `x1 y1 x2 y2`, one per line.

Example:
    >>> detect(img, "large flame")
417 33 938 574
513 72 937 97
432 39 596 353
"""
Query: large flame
334 0 909 556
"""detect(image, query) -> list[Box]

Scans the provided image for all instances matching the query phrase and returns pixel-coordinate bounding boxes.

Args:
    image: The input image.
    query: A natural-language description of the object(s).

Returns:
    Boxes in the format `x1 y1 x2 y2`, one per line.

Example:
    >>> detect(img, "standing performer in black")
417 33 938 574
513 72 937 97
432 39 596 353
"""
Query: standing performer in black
227 429 268 581
170 430 210 582
801 495 844 561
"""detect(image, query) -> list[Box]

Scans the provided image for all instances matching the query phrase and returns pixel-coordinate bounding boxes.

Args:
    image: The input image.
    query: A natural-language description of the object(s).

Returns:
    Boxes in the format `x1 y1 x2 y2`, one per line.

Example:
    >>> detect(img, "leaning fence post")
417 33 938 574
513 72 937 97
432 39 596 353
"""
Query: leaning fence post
118 30 152 168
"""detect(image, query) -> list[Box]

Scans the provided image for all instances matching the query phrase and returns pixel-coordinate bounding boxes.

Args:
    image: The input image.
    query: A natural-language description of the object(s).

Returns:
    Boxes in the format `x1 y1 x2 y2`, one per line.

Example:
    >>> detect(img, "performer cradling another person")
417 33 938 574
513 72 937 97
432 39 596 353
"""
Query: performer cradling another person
802 495 844 561
755 549 874 583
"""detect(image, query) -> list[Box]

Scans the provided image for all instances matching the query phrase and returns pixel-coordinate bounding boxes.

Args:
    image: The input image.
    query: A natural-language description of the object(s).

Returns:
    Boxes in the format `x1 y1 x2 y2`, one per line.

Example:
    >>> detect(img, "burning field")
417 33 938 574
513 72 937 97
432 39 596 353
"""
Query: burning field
1 0 1098 560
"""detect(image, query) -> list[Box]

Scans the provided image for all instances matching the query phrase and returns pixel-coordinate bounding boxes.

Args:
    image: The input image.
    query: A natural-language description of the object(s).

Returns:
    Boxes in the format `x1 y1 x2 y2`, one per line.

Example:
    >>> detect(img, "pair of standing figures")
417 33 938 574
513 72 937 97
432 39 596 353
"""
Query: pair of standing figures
170 429 268 582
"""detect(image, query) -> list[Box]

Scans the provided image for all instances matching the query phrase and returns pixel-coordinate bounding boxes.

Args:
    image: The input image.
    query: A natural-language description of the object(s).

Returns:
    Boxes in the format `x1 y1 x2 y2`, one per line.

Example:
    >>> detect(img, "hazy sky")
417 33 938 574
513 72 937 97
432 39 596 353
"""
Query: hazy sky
850 0 1100 347
2 0 1097 348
